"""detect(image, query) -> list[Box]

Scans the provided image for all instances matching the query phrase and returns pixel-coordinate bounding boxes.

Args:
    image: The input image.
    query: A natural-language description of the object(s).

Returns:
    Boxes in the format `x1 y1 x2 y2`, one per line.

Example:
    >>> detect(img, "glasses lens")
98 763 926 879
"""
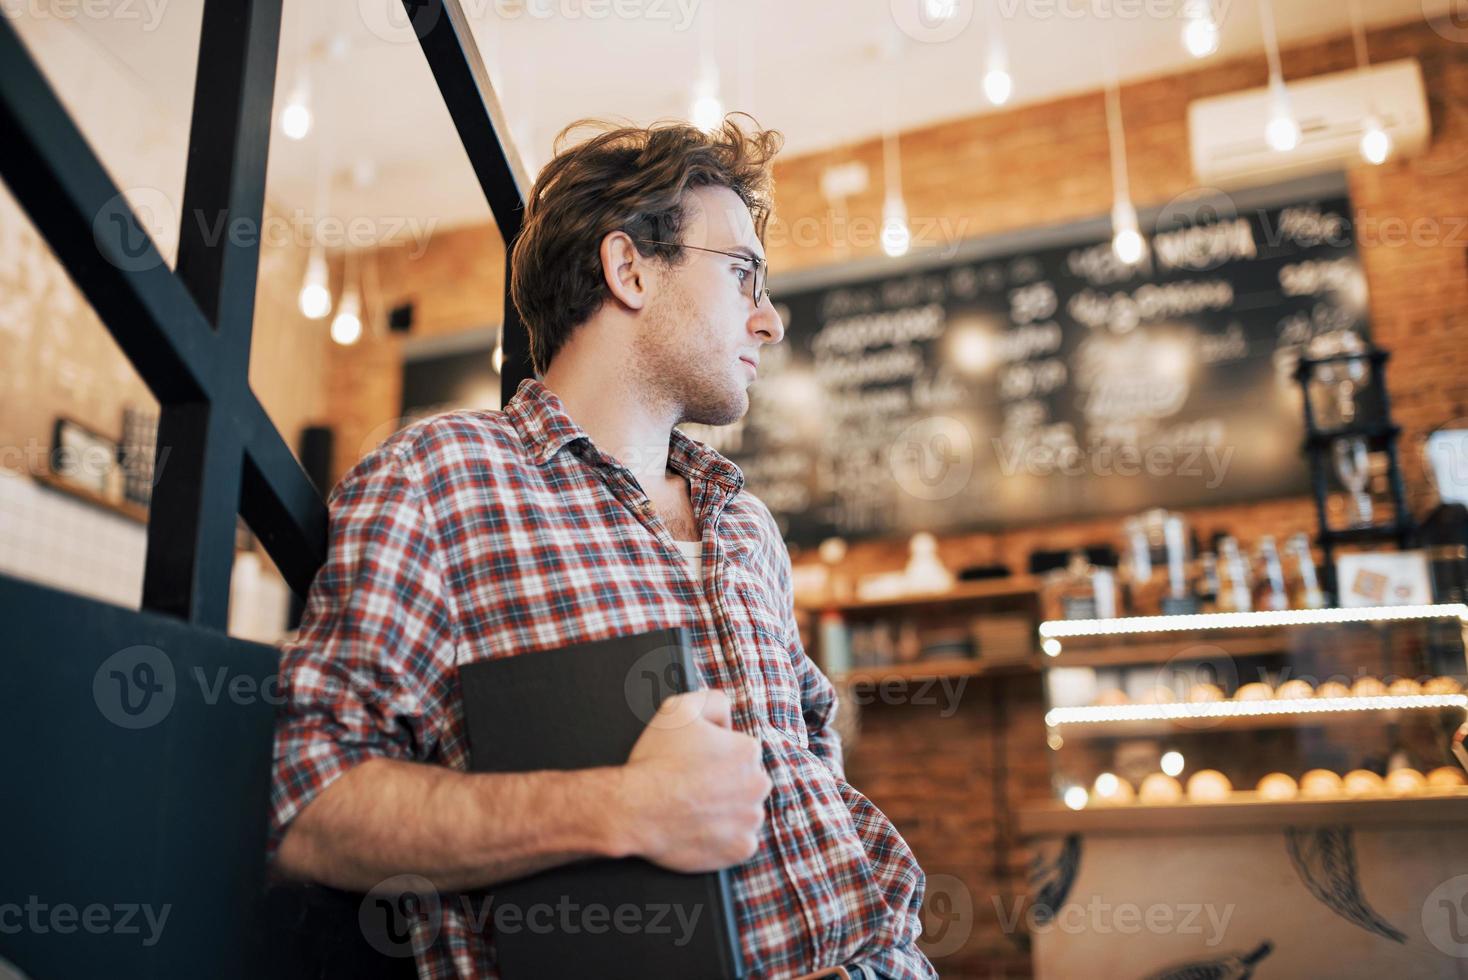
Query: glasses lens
753 261 765 306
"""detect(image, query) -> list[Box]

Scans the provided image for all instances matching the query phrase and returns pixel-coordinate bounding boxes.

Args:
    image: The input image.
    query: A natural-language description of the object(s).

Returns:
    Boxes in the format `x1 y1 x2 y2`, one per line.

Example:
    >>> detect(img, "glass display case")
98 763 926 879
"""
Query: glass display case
1037 604 1468 812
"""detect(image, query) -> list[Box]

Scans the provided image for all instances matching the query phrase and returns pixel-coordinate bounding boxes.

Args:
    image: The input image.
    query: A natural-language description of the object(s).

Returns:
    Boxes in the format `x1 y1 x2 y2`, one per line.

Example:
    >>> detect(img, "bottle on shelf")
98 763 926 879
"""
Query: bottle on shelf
1161 514 1199 614
1216 536 1253 613
1047 549 1118 620
1285 532 1328 610
1254 535 1290 612
1195 551 1221 613
819 609 852 676
1123 517 1162 616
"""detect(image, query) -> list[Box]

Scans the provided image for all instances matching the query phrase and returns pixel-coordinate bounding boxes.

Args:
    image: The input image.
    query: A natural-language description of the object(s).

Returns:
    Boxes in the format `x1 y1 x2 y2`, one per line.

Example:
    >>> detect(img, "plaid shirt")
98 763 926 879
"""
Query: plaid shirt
269 377 935 979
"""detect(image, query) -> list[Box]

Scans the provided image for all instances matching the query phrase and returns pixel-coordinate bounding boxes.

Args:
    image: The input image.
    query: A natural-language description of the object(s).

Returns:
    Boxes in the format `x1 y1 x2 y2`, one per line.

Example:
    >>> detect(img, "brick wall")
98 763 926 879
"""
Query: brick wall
320 18 1468 976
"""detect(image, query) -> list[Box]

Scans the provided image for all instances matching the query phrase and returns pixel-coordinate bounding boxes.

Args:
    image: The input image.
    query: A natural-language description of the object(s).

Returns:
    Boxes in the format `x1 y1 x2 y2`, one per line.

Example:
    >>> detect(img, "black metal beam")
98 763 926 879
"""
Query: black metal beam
407 0 529 242
402 0 534 399
0 21 213 403
143 0 283 628
0 14 327 606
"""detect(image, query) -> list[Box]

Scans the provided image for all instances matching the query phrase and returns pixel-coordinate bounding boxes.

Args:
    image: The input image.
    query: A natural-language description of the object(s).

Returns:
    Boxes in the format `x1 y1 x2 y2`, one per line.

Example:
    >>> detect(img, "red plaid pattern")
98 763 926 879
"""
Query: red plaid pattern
269 377 935 979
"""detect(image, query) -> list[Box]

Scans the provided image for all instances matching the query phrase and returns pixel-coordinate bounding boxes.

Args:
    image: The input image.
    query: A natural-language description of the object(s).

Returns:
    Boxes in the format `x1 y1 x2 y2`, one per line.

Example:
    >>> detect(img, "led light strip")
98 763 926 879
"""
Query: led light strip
1038 603 1468 639
1045 693 1468 727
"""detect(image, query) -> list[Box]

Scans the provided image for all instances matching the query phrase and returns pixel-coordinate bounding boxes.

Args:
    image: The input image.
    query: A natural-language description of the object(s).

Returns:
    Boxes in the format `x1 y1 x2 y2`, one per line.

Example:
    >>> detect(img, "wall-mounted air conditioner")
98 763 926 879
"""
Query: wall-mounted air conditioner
1188 58 1429 188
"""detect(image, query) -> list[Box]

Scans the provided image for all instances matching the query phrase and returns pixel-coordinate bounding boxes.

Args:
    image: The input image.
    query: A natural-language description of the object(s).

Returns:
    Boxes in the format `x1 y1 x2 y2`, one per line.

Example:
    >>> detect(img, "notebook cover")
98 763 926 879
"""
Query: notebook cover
458 626 744 980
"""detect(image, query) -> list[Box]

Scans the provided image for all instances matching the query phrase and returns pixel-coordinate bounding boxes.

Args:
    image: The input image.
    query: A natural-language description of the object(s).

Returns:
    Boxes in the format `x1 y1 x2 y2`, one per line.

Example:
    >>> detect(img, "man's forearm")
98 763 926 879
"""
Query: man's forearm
274 757 632 893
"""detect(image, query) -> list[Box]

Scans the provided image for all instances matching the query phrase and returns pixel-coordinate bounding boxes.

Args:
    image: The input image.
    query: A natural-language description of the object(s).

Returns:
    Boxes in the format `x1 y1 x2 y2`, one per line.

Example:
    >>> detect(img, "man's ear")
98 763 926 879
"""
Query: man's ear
600 230 650 312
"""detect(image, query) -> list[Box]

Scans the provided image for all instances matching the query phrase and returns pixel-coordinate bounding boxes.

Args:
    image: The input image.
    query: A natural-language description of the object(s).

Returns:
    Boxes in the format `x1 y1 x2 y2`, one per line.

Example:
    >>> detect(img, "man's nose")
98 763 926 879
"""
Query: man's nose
751 297 784 346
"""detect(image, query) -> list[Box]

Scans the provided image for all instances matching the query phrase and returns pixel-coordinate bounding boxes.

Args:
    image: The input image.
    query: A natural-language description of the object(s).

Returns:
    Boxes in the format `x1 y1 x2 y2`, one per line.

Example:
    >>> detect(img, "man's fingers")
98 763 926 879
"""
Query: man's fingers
646 688 729 732
696 687 733 729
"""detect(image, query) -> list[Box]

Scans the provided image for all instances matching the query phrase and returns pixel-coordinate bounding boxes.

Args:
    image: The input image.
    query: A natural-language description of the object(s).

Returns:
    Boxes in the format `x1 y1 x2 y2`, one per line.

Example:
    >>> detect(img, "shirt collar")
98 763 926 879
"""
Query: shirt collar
506 377 745 495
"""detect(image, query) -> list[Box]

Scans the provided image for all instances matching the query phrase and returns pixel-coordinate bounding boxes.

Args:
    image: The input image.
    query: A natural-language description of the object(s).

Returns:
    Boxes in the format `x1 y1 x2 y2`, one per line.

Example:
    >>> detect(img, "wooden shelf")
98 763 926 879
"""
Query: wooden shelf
1018 790 1468 836
833 656 1040 686
1051 629 1293 667
797 575 1040 617
32 470 148 524
1048 703 1466 739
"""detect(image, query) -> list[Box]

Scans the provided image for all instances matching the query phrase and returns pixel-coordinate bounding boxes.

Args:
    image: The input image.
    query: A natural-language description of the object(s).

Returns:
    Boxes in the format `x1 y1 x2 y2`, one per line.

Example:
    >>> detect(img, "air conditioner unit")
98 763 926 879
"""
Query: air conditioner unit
1188 58 1429 188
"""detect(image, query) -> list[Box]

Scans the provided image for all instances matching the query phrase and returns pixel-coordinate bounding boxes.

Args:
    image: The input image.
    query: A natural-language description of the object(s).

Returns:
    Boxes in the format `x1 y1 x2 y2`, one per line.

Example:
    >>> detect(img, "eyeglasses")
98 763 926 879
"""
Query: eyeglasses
635 238 769 308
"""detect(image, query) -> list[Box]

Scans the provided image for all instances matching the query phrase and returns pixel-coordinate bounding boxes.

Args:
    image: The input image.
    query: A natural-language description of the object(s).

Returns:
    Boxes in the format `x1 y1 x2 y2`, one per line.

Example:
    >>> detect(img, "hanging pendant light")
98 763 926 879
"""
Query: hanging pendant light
1258 0 1299 152
298 244 331 319
691 8 723 131
1348 0 1391 165
879 34 910 259
1182 0 1220 58
1104 75 1146 266
982 2 1012 105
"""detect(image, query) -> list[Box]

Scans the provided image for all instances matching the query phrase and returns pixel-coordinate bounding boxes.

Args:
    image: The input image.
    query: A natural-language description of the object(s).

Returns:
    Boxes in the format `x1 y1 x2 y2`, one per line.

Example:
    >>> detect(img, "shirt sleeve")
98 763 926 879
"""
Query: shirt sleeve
765 508 845 781
267 443 460 862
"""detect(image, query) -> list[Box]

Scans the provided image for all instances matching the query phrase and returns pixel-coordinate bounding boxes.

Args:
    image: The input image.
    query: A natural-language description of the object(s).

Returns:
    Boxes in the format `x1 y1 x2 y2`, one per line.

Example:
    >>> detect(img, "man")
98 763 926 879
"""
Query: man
269 114 935 979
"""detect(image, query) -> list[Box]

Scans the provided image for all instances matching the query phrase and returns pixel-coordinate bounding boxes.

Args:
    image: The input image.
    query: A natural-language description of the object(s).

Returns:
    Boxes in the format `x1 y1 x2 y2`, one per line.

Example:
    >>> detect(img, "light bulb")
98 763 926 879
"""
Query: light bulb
1161 751 1185 776
331 310 362 345
983 68 1012 106
1360 118 1391 165
1111 201 1146 265
1266 106 1300 152
331 288 361 345
1063 785 1089 810
691 94 723 132
1183 17 1219 58
282 80 312 141
298 248 331 320
881 197 910 258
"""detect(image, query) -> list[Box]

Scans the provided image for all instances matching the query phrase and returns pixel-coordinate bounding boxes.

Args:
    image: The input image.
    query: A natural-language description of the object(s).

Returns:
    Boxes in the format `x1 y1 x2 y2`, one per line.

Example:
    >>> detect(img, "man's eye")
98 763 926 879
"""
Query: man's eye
733 267 750 281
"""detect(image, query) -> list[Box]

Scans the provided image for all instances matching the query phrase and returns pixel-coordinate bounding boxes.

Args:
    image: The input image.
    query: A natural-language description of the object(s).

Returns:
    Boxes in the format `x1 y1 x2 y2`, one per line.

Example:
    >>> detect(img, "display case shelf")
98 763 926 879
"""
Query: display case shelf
1018 791 1468 835
1046 694 1468 738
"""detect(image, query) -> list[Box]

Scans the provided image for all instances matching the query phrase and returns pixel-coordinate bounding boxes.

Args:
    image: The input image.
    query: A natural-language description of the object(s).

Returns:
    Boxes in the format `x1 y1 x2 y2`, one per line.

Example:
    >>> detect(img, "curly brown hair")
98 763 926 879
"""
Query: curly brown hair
509 113 784 375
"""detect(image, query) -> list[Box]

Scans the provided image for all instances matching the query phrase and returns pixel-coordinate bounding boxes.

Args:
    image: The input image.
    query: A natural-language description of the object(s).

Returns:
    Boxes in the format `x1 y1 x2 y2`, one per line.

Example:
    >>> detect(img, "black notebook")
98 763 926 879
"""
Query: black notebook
457 626 744 980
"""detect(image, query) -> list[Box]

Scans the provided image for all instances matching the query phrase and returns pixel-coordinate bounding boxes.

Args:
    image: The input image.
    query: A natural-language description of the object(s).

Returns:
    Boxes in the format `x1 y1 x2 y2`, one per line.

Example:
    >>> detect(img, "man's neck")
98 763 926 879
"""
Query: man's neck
539 359 679 495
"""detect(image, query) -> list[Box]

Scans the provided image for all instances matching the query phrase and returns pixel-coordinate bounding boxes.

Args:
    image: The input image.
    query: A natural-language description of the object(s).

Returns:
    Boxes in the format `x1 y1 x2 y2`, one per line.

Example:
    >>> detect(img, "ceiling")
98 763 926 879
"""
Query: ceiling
18 0 1453 239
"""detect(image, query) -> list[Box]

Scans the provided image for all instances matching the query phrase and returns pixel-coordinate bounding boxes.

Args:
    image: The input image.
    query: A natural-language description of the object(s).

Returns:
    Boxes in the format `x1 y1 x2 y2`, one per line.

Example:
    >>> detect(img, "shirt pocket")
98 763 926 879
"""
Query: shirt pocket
727 574 808 746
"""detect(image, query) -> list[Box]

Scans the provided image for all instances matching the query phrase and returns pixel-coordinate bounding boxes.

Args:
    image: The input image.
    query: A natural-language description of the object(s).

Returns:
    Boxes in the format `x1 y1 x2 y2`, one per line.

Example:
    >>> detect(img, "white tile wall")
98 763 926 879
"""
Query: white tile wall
0 468 291 643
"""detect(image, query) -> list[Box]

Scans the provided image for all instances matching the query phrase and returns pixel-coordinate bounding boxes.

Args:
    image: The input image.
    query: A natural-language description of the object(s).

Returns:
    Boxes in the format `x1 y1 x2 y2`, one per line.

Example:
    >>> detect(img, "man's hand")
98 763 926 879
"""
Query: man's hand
619 689 773 872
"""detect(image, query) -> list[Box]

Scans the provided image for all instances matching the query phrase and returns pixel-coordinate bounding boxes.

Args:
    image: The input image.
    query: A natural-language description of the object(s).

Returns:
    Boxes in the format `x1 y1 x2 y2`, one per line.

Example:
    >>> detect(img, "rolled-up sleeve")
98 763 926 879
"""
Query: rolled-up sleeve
267 444 459 861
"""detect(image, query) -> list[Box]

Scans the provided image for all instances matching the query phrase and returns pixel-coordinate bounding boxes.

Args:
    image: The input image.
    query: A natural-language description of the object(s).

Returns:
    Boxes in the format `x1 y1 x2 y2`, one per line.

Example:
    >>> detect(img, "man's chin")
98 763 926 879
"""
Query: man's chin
683 388 747 428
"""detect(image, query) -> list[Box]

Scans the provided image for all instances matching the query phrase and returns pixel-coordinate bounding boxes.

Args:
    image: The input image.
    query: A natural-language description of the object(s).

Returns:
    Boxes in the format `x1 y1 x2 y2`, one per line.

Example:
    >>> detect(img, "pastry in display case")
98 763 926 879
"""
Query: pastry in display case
1037 602 1468 811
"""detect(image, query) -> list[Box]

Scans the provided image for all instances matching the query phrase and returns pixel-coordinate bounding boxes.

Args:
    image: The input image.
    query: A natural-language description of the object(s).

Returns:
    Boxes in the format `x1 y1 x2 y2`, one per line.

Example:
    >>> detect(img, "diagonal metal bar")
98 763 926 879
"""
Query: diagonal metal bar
0 20 213 403
0 15 326 606
406 0 529 241
403 0 534 398
143 0 284 628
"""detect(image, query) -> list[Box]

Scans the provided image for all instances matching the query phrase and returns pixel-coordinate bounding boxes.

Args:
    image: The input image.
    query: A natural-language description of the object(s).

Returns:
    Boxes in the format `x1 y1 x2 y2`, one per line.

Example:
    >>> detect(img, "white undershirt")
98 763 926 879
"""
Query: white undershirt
674 539 702 581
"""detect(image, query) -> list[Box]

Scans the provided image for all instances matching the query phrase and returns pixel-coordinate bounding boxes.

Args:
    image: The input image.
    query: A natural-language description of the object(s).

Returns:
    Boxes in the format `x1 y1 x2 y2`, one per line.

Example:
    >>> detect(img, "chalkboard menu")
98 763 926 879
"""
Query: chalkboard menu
712 177 1370 547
